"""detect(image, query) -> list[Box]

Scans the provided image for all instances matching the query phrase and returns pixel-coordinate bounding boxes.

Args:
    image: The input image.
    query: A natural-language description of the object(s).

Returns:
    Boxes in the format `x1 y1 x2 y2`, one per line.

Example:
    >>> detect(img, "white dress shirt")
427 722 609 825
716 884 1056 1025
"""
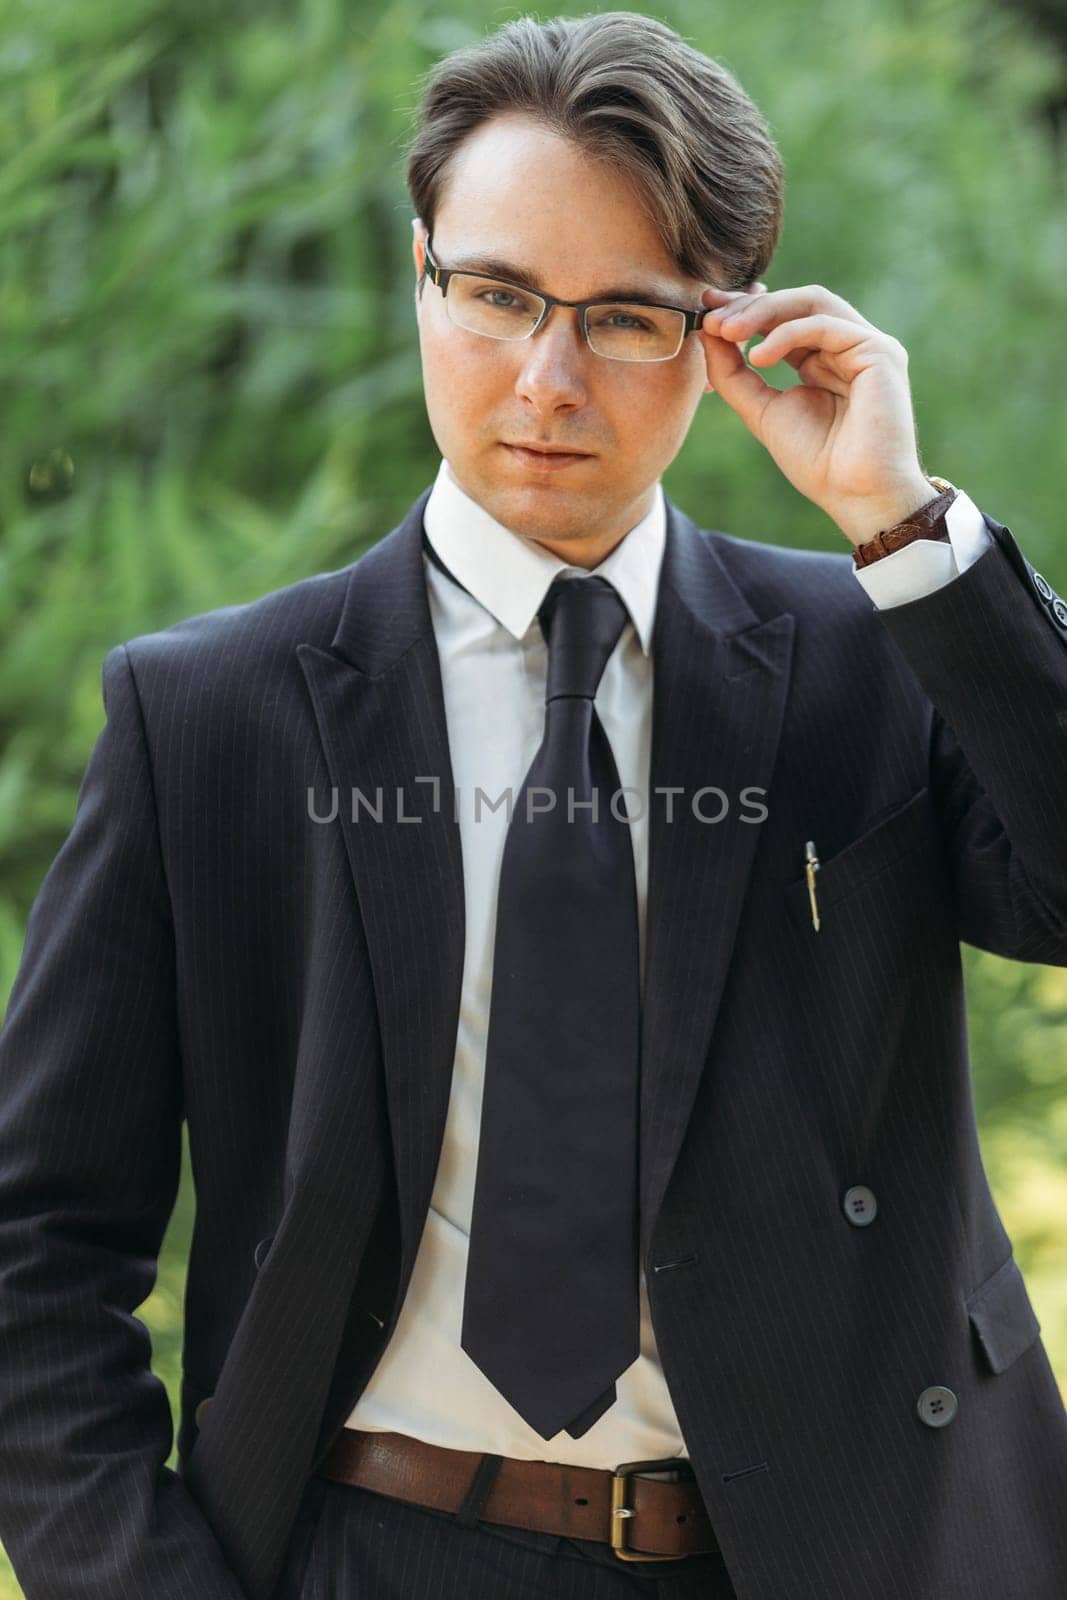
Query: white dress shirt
343 457 992 1465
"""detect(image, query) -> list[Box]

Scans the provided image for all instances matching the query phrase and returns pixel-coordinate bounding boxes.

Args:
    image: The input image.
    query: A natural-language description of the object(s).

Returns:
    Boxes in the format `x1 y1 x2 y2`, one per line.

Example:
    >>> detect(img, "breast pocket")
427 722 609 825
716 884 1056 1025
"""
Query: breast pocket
784 784 934 929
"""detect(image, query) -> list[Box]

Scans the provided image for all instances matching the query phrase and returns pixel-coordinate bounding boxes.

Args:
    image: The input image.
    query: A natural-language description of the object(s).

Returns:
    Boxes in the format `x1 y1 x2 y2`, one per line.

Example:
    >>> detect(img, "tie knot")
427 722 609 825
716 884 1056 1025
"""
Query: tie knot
538 575 630 702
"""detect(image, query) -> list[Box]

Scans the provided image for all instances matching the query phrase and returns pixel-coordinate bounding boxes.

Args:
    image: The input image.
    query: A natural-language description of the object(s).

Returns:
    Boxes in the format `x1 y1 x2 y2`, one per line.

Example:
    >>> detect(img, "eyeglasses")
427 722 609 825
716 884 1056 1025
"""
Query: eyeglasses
422 235 707 363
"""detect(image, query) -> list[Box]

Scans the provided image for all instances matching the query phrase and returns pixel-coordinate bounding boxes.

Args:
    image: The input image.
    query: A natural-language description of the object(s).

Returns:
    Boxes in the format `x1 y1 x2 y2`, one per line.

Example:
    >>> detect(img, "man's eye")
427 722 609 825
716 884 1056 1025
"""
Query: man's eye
589 309 654 332
608 312 651 330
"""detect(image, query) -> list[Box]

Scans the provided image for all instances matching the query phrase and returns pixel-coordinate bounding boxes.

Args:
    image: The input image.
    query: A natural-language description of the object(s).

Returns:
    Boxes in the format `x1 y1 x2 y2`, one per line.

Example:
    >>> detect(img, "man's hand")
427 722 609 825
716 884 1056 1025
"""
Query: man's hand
700 282 935 546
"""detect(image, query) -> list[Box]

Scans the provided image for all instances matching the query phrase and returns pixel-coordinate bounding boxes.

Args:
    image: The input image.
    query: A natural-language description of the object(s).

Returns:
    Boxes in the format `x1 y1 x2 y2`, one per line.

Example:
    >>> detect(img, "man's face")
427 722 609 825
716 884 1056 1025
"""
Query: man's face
412 112 715 568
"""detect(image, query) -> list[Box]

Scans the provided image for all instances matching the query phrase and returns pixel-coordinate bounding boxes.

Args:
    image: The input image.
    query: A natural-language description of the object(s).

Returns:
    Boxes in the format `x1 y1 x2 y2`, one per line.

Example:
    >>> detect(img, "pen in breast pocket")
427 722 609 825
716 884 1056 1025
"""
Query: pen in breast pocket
804 839 821 932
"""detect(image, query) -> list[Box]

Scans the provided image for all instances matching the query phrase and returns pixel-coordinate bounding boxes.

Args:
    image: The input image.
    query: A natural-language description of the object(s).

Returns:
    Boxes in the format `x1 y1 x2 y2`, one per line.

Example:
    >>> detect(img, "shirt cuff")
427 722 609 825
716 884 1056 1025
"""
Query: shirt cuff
851 489 993 608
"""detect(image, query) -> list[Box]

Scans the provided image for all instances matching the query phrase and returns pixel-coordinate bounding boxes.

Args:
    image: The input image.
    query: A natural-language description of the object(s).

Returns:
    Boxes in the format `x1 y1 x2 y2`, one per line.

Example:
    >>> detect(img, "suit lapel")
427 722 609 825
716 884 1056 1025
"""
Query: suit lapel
638 503 794 1261
296 486 465 1293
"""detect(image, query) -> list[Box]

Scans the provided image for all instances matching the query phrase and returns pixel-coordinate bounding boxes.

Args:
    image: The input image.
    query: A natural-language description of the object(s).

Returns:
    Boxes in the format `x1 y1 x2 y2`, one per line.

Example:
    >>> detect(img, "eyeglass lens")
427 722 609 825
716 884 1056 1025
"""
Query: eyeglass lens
445 273 685 361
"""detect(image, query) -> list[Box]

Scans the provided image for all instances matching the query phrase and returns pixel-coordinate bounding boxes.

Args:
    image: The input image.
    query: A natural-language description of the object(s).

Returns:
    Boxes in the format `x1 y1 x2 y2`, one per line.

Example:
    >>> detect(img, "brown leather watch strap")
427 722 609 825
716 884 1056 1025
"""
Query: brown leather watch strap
317 1427 719 1559
852 478 958 568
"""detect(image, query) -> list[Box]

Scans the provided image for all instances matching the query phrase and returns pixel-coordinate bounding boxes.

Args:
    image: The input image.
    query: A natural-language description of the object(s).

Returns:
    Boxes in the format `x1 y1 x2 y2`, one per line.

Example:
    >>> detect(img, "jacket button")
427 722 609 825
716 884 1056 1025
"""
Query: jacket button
254 1234 274 1269
1051 598 1067 630
842 1185 878 1226
1032 570 1053 600
916 1386 957 1427
195 1396 214 1428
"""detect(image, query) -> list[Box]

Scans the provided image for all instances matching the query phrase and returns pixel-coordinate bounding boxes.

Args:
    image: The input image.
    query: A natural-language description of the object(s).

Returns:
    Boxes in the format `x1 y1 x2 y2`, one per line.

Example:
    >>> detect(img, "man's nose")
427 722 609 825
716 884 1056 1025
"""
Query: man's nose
514 306 592 393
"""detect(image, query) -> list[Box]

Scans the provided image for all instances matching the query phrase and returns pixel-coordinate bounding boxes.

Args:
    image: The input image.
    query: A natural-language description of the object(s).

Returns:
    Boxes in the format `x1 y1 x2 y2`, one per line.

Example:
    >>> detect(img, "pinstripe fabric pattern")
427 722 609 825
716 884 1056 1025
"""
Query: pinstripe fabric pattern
0 483 1064 1599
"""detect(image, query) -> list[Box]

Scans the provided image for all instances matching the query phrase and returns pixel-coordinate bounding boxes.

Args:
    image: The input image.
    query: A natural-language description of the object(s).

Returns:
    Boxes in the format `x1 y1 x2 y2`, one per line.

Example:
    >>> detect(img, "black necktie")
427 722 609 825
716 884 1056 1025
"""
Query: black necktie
433 542 641 1442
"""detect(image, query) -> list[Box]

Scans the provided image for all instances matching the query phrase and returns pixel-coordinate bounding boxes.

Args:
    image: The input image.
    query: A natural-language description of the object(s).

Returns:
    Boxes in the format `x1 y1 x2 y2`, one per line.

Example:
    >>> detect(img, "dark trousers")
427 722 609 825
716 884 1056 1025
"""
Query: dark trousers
276 1471 740 1599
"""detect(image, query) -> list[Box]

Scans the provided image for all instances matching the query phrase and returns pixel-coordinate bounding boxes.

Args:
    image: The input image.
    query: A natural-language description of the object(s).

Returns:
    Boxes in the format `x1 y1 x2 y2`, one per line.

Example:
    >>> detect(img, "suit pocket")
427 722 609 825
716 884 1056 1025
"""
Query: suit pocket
784 783 932 927
965 1252 1041 1375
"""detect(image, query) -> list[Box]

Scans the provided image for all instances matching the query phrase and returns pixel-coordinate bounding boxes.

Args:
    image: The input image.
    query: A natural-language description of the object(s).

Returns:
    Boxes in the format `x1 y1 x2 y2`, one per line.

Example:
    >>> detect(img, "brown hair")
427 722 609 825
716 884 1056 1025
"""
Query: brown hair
403 10 784 296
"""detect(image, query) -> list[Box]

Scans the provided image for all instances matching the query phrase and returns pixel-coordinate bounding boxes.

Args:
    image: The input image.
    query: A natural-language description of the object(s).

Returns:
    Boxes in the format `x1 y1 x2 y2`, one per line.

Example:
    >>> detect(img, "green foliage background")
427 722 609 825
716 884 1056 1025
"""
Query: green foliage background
1 0 1065 1590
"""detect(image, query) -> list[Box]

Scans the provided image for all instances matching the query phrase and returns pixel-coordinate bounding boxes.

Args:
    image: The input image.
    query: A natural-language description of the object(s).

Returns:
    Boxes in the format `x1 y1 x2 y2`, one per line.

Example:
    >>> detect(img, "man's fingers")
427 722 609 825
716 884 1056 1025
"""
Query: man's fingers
701 324 779 436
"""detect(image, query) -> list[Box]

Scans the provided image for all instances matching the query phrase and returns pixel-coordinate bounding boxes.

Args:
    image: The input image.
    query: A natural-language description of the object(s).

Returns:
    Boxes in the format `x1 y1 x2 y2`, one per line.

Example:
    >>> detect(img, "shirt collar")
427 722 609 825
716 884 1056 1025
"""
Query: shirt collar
422 456 664 656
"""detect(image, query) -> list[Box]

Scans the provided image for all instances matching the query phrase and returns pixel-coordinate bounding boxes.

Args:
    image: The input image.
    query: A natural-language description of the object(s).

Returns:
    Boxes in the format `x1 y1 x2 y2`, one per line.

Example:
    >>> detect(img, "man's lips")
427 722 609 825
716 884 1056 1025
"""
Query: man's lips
502 443 594 469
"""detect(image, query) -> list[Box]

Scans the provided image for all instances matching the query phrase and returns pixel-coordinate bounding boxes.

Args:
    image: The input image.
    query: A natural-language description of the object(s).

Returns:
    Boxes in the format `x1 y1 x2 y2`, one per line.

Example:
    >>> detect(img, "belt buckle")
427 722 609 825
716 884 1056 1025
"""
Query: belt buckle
610 1457 691 1563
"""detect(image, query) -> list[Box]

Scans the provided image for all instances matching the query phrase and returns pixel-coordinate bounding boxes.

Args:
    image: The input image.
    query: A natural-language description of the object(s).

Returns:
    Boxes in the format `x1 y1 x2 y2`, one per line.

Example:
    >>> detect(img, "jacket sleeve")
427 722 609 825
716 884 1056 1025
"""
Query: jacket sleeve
873 511 1067 966
0 644 248 1599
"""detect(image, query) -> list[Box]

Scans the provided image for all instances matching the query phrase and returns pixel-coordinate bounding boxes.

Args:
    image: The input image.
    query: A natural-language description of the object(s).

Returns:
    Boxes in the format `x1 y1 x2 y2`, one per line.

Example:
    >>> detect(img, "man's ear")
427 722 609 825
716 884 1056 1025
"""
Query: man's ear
412 218 430 303
411 217 427 275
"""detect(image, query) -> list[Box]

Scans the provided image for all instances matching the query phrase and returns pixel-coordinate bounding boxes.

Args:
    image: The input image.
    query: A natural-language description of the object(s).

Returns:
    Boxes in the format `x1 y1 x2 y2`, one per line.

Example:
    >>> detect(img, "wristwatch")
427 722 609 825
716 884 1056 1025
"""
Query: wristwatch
851 476 958 568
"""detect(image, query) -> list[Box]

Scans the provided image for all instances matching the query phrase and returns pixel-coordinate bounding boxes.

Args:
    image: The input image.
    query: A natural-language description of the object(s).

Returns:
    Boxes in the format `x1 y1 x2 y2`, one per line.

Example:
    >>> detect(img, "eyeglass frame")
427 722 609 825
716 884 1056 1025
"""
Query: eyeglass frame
422 234 708 363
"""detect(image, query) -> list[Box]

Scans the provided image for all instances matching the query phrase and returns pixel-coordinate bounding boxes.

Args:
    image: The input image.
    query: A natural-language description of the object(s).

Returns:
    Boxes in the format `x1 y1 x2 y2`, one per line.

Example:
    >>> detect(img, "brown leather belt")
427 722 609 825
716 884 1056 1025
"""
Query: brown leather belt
316 1428 719 1562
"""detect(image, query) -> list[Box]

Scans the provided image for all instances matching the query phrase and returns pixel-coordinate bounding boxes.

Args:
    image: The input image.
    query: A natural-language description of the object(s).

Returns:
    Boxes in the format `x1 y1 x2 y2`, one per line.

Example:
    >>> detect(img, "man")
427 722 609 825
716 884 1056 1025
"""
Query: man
0 10 1065 1600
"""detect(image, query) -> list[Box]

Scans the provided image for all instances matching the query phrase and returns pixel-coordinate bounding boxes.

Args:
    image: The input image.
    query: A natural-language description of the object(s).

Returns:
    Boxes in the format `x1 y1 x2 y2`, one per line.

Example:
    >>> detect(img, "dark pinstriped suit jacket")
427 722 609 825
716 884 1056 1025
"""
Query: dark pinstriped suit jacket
1 483 1065 1600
